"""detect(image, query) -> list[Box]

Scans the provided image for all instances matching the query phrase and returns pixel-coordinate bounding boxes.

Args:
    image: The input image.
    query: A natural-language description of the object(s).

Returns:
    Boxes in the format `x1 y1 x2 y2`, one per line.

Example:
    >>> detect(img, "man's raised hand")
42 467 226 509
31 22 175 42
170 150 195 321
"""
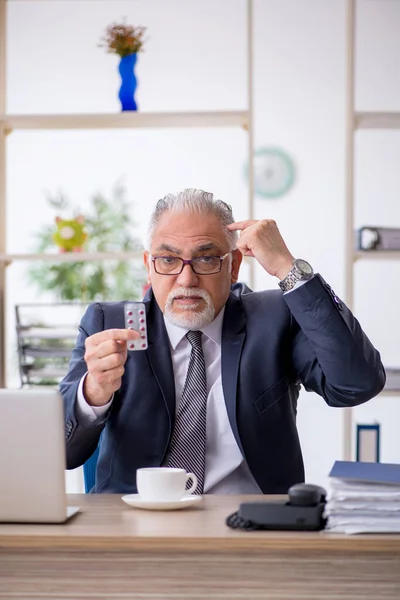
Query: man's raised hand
227 219 294 280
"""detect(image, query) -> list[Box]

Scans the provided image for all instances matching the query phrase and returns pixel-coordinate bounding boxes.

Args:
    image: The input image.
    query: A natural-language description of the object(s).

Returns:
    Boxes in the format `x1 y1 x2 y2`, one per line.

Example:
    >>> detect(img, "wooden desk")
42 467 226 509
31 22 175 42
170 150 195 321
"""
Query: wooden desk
1 494 400 599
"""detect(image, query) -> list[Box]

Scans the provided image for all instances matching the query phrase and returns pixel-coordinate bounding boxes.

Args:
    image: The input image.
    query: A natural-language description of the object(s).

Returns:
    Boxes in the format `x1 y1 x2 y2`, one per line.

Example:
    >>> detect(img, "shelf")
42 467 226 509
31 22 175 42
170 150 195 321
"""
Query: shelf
383 368 400 394
0 251 253 265
355 112 400 130
0 111 249 132
0 251 143 263
354 250 400 262
20 347 73 358
18 326 78 340
24 367 70 380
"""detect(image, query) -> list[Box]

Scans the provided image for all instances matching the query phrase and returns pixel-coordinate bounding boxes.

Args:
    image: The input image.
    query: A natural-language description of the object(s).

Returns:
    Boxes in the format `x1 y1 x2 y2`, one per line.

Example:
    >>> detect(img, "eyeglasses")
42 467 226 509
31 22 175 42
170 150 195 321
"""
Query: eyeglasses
151 253 231 275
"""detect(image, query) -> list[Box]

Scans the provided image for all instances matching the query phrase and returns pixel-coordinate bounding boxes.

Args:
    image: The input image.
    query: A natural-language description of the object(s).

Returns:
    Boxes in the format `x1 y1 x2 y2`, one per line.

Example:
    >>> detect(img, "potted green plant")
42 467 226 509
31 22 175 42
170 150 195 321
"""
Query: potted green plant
27 181 146 302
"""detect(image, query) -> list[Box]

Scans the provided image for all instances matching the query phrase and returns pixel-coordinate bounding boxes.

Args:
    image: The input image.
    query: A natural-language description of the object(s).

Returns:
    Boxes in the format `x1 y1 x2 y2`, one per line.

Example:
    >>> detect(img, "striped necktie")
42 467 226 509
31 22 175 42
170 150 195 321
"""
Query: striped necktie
166 330 207 494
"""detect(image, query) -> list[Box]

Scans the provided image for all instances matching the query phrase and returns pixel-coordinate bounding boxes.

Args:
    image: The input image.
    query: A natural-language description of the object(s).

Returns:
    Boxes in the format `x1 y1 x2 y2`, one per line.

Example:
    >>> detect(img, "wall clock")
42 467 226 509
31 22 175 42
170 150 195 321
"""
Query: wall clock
244 147 296 199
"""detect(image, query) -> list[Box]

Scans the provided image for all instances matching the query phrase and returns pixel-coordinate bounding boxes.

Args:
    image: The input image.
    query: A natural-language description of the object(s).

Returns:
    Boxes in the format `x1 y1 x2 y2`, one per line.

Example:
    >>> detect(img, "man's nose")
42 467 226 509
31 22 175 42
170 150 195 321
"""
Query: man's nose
176 263 199 286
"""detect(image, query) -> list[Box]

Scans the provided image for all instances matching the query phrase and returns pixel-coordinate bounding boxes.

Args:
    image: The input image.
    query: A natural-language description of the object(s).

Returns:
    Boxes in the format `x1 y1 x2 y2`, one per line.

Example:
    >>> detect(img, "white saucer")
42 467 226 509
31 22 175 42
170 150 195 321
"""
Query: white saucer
121 494 203 511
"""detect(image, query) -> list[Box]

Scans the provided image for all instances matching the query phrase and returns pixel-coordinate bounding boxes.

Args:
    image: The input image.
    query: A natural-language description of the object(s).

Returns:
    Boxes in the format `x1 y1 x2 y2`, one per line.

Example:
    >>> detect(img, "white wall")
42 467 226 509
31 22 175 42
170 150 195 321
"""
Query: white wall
352 0 400 465
4 0 400 491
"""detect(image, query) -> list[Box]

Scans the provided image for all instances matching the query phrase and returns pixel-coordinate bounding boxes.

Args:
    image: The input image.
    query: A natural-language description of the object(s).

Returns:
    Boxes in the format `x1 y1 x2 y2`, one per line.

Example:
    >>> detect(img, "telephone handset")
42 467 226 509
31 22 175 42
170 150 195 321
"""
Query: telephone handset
226 483 327 531
287 482 327 506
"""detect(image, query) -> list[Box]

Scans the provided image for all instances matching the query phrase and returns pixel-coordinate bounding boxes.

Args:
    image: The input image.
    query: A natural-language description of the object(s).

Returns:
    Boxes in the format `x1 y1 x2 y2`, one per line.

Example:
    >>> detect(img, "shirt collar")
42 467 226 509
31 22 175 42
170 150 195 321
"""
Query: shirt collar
163 307 225 350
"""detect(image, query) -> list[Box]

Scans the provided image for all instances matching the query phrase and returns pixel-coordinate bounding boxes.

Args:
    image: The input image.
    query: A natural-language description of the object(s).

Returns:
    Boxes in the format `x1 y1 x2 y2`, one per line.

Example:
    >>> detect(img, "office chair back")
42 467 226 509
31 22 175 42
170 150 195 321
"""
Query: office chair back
83 433 103 493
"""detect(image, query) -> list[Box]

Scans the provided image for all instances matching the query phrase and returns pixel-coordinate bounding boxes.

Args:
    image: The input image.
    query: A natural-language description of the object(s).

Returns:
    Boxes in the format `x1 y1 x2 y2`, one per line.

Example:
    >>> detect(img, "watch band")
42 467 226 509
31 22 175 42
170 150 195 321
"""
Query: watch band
278 259 313 292
278 269 301 292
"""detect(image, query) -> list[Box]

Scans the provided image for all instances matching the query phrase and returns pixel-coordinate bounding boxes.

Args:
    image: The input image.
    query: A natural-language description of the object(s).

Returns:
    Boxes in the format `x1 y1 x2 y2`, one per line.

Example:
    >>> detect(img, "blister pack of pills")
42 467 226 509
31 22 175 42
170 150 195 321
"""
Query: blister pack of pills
124 302 148 351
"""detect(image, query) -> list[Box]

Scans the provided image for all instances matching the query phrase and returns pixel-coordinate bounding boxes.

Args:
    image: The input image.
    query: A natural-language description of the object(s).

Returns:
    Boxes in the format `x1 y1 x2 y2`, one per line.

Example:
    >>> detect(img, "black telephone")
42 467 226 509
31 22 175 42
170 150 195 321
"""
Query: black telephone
226 483 327 531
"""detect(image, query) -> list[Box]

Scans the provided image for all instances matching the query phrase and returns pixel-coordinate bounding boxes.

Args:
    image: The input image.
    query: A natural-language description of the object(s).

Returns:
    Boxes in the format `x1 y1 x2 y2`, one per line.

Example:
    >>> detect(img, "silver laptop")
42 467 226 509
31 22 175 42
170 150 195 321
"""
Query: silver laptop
0 388 79 523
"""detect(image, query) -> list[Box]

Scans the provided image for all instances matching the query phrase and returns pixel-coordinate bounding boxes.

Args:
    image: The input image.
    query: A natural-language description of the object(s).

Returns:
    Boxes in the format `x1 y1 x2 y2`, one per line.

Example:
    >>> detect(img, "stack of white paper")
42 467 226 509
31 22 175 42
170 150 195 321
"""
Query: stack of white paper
324 461 400 535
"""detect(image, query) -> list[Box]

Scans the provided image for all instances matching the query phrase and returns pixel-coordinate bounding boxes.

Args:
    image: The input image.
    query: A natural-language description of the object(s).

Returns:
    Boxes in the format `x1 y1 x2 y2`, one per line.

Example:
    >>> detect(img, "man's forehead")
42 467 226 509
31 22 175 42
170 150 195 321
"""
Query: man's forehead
152 214 228 248
154 210 223 231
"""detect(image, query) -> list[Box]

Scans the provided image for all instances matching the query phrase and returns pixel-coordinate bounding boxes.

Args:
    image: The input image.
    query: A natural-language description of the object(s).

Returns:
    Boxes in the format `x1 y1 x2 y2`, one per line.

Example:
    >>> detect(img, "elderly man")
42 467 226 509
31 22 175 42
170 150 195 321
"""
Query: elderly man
61 188 385 494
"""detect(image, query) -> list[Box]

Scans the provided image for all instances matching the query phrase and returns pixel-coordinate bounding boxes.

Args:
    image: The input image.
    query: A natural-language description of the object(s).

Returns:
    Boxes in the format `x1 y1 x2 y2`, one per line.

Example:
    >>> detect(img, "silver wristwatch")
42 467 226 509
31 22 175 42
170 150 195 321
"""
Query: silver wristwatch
278 259 314 292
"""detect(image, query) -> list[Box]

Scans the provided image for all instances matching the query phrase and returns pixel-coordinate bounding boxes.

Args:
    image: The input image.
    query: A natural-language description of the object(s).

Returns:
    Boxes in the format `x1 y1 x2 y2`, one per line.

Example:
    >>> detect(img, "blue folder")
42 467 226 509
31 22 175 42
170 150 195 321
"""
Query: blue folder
329 460 400 485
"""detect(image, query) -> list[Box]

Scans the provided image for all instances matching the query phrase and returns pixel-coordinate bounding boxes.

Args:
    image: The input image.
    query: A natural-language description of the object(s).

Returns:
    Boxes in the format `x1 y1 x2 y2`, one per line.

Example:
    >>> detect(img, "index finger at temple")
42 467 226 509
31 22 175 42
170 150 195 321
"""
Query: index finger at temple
226 220 257 231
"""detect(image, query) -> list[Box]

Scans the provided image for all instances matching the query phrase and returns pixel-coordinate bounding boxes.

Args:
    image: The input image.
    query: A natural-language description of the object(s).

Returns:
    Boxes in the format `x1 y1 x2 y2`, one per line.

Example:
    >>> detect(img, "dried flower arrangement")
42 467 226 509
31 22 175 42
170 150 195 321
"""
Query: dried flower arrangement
99 20 147 58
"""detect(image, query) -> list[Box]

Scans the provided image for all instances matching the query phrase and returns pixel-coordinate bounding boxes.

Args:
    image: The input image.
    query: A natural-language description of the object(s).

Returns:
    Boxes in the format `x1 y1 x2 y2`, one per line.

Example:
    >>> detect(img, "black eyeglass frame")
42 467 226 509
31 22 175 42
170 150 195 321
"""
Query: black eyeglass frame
151 253 231 275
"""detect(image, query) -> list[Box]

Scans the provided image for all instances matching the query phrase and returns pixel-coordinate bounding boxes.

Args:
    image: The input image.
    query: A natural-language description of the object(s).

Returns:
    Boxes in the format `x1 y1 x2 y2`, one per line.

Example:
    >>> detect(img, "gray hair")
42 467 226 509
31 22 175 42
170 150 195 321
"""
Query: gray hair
145 188 238 250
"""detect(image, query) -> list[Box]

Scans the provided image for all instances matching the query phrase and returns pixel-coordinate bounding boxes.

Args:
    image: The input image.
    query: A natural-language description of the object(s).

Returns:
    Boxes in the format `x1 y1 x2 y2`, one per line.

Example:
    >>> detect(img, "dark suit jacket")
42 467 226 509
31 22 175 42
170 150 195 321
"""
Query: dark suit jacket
61 275 385 493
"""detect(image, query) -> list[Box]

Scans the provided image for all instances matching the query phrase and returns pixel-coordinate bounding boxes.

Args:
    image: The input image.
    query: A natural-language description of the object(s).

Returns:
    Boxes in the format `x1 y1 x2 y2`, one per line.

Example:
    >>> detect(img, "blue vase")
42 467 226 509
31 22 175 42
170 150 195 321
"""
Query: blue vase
118 53 138 111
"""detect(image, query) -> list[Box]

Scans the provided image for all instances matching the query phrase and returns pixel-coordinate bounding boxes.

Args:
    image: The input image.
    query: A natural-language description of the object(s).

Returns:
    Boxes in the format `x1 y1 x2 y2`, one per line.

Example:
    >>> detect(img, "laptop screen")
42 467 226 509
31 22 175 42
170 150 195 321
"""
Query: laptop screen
0 388 73 523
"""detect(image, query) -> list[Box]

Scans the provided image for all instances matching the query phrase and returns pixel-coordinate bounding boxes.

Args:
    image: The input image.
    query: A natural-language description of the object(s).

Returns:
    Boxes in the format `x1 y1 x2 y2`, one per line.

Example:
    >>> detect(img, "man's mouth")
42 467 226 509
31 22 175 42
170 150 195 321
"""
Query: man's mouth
173 296 203 303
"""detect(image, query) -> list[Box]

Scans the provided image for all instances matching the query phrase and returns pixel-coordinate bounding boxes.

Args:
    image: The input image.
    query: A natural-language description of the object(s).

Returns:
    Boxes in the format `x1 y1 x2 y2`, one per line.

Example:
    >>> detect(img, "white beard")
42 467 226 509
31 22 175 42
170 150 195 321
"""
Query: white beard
164 287 215 330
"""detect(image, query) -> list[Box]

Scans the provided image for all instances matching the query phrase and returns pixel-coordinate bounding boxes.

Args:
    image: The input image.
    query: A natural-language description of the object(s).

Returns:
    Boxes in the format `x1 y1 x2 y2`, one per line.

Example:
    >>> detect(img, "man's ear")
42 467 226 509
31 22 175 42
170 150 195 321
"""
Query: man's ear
143 251 151 284
230 249 243 284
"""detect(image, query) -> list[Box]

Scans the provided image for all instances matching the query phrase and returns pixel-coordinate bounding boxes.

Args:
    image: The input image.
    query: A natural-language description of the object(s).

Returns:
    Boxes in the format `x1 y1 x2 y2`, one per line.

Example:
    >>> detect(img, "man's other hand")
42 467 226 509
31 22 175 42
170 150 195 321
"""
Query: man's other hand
227 219 294 280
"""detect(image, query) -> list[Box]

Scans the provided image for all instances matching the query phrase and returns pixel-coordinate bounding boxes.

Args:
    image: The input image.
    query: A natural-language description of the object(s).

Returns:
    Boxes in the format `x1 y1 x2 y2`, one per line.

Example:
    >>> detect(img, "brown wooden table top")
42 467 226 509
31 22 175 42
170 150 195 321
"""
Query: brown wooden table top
1 493 400 553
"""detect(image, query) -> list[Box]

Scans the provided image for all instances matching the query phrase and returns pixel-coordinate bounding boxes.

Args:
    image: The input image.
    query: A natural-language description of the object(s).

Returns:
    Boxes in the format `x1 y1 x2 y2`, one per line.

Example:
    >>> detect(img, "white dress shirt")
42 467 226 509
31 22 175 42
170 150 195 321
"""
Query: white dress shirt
76 307 262 494
163 309 261 494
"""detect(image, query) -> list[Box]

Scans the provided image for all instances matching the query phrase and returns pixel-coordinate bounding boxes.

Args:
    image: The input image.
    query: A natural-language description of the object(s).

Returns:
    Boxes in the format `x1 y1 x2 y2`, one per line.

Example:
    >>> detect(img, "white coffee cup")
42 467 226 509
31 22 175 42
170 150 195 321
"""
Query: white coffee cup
136 467 198 501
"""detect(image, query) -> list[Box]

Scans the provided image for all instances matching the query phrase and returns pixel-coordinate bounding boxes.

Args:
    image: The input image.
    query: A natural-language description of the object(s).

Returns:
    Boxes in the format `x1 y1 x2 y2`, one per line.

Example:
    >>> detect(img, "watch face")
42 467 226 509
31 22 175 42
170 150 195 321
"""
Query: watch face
296 259 313 276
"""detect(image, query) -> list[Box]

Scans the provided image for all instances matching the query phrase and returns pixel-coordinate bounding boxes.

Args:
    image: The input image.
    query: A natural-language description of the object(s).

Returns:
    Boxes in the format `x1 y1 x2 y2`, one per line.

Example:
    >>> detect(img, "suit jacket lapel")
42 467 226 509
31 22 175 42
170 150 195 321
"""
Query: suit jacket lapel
145 291 176 425
221 291 246 454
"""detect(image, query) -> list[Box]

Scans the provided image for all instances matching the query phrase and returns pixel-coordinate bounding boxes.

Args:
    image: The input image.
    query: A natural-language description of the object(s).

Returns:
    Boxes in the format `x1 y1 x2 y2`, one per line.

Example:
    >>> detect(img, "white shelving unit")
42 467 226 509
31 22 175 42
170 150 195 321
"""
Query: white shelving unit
343 0 400 460
0 0 255 387
354 251 400 261
355 112 400 129
0 252 143 263
0 111 249 131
